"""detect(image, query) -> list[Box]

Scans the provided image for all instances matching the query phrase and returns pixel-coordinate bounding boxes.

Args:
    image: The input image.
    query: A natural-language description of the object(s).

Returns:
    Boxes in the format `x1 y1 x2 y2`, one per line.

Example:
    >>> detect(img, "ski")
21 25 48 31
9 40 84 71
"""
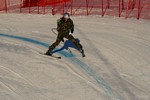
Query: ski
39 52 61 59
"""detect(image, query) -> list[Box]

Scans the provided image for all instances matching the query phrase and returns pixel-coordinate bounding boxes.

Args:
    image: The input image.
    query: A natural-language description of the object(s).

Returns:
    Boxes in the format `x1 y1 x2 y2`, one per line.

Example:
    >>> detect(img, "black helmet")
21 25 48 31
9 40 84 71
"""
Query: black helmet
63 12 70 19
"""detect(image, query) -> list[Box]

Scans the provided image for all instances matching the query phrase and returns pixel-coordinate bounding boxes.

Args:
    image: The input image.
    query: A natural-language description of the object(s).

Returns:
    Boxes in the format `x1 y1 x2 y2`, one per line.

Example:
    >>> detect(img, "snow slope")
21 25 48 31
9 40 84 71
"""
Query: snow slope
0 13 150 100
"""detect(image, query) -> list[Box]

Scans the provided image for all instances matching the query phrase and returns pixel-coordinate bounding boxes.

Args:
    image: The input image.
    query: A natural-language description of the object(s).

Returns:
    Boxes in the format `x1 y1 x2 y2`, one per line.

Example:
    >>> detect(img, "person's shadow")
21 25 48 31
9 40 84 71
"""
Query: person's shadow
52 38 80 54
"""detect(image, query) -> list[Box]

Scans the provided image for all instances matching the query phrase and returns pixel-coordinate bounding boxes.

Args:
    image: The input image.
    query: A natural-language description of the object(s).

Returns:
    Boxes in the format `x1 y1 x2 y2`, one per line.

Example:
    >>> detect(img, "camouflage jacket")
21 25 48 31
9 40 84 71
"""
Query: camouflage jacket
57 17 74 34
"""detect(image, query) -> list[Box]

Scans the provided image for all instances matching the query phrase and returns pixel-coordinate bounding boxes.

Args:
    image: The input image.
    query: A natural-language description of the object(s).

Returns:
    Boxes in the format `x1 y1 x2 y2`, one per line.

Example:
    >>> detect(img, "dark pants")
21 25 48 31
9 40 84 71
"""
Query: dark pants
46 33 83 54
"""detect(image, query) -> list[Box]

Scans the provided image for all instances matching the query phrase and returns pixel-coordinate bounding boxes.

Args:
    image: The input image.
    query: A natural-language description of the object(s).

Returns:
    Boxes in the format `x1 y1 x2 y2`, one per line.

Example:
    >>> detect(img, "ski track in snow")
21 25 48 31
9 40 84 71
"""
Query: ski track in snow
74 20 150 100
0 64 51 100
75 26 136 100
0 33 119 100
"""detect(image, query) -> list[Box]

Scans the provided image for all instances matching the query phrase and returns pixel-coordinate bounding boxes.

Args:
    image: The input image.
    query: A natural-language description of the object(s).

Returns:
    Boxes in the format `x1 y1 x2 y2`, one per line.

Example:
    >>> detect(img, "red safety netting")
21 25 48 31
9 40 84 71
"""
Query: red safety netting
0 0 6 11
22 0 71 7
0 0 150 20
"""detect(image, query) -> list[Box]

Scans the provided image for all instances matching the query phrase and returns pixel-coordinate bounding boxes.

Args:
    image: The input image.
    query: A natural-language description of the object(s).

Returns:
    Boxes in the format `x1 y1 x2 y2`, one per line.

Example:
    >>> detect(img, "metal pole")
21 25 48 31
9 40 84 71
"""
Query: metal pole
28 0 30 13
43 0 46 14
137 0 141 19
122 0 124 10
102 0 104 16
37 0 39 14
20 0 22 13
125 0 129 19
62 1 64 14
70 0 73 15
86 0 89 15
119 0 121 17
5 0 7 13
107 0 110 9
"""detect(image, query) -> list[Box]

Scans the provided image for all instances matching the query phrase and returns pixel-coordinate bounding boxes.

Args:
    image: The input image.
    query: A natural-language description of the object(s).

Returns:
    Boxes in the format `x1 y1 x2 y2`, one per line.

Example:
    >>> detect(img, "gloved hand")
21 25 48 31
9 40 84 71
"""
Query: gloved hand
61 38 64 42
60 36 64 42
69 32 73 35
69 29 73 35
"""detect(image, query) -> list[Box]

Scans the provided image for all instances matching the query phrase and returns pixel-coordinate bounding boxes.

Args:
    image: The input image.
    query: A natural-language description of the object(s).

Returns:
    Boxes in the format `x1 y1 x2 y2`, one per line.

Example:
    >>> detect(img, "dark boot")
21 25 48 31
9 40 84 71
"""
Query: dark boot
80 49 85 57
45 47 53 56
45 50 52 56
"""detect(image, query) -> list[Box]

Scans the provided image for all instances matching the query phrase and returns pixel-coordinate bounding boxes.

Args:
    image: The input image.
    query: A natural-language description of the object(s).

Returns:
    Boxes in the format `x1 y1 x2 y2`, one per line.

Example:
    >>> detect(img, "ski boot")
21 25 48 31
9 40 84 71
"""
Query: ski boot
80 49 85 57
45 50 52 56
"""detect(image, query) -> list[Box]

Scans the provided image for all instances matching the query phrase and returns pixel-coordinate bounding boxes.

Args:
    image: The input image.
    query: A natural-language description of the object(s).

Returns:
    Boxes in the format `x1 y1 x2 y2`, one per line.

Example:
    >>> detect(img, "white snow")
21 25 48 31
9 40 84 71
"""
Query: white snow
0 13 150 100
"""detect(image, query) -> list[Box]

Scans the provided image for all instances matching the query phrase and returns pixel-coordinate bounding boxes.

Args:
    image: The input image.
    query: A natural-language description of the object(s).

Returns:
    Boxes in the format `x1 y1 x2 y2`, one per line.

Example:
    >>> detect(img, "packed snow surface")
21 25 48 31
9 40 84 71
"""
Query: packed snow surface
0 13 150 100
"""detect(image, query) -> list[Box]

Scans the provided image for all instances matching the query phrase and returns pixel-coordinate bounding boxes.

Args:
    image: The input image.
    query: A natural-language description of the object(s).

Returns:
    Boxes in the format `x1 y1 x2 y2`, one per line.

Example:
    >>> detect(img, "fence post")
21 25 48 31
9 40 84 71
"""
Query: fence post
119 0 121 17
28 0 30 13
86 0 89 15
20 0 22 13
62 2 64 14
43 0 46 14
52 3 55 15
70 0 73 15
8 0 10 11
37 0 39 14
125 0 129 19
5 0 7 13
122 0 124 10
107 0 110 9
101 0 104 16
132 0 135 9
137 0 141 19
